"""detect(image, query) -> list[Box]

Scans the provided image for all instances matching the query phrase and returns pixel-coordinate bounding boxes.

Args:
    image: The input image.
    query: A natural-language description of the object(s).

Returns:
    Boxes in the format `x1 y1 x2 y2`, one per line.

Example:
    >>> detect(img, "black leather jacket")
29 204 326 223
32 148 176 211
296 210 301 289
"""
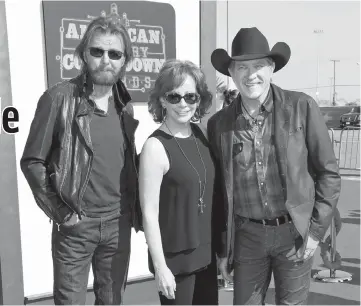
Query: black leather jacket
20 74 142 231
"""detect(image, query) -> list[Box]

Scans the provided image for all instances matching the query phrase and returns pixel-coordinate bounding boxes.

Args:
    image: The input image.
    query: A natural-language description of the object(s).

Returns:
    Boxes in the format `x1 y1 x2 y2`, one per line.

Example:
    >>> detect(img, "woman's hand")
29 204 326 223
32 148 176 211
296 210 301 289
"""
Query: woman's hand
155 266 176 300
218 257 233 283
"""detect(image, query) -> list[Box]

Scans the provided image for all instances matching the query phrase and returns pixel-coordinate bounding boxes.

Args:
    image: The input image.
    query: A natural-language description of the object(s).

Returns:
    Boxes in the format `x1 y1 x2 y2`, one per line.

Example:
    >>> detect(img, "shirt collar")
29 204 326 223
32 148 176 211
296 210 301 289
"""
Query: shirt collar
235 86 274 116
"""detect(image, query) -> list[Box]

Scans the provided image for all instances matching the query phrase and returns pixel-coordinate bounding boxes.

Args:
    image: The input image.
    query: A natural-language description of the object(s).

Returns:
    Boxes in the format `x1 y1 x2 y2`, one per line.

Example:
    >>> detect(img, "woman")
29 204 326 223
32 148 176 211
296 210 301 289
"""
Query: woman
139 59 223 305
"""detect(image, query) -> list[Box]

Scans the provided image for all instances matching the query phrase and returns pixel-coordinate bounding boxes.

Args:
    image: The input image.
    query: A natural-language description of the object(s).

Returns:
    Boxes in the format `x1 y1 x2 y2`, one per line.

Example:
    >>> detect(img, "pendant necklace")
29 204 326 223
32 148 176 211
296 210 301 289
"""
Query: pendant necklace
164 122 207 214
241 101 263 133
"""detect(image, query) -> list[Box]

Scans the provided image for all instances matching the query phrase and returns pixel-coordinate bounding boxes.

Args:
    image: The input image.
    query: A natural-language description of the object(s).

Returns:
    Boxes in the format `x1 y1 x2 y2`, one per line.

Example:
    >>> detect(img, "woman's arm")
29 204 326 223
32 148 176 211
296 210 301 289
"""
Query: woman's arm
139 137 176 299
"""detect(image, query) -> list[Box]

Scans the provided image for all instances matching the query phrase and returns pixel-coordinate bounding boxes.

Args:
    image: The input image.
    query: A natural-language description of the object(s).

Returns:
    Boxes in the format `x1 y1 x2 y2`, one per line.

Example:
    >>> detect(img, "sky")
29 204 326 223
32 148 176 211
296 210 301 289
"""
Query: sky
220 1 360 104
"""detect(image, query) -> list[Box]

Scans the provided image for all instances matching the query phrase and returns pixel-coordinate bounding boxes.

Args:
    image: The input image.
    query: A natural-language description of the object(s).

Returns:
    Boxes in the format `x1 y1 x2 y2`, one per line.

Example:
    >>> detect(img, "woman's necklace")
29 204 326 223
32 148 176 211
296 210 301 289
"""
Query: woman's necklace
164 122 207 214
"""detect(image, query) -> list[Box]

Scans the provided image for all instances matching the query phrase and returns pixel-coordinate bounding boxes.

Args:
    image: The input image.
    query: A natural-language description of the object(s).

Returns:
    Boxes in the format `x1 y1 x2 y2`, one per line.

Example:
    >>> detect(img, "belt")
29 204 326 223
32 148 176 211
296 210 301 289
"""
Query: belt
249 213 292 226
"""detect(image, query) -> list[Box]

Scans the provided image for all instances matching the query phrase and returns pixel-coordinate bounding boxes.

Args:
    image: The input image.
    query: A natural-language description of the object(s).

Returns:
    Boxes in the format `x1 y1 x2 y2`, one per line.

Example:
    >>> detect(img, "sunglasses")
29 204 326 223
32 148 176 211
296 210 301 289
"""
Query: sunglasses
164 92 200 105
89 47 123 60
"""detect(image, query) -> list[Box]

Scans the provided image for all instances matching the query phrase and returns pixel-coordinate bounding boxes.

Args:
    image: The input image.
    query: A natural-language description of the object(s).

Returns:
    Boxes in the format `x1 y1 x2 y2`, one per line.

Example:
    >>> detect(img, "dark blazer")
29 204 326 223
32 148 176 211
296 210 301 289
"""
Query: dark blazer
21 74 142 231
207 83 341 266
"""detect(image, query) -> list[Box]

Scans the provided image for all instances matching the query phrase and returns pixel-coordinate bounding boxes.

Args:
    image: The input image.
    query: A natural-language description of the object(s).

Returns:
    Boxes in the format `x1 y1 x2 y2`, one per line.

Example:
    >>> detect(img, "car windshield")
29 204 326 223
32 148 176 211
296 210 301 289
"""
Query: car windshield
350 106 360 113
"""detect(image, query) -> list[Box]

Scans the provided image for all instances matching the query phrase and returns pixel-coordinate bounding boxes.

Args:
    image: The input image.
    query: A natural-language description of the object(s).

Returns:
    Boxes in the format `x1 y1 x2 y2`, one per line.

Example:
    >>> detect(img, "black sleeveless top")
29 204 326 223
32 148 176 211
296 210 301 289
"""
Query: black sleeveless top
148 123 216 275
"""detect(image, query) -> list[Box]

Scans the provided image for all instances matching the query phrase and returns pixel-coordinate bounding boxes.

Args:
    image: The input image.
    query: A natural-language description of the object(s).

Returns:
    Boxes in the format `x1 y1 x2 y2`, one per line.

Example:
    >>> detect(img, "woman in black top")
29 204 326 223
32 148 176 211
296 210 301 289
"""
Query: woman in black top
139 59 224 304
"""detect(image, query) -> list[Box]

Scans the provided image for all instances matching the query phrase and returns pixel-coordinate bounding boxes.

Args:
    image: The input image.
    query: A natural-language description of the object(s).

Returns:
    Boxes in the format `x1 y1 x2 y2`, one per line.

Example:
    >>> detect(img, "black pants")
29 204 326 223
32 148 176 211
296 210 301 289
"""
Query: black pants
51 210 131 305
159 257 218 305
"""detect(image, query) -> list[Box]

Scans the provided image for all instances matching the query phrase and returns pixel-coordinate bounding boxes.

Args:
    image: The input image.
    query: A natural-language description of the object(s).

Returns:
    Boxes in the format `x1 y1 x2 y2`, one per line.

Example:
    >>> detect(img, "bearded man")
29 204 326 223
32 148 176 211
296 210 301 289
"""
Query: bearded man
21 13 141 305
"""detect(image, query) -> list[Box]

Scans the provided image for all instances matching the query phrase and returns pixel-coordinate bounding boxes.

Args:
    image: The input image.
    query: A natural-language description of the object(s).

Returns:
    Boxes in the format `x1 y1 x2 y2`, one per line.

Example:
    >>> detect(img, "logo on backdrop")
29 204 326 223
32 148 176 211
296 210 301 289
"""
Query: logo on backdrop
58 3 166 94
43 1 176 102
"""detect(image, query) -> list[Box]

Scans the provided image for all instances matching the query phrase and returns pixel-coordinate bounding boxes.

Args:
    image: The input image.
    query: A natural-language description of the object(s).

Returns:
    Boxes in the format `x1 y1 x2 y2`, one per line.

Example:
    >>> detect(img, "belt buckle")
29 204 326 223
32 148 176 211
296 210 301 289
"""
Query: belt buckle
262 219 266 226
276 218 280 226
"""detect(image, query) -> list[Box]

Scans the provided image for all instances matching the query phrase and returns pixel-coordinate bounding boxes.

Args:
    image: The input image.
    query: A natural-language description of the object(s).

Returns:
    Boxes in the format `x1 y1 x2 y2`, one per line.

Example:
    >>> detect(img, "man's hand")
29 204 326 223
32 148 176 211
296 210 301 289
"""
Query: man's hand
62 213 79 227
302 233 319 260
286 232 319 262
218 257 233 283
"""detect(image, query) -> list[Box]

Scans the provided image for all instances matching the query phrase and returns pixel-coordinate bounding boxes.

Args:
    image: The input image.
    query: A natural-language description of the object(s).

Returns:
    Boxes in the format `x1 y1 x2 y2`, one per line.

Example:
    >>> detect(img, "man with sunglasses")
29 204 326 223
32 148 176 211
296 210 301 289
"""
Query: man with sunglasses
21 13 141 304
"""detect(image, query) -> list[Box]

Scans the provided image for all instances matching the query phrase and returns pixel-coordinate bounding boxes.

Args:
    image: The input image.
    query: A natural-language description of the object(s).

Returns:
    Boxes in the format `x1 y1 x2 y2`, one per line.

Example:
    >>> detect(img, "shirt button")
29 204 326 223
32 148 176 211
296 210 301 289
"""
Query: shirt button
258 162 262 165
261 182 264 186
265 202 268 206
257 141 260 145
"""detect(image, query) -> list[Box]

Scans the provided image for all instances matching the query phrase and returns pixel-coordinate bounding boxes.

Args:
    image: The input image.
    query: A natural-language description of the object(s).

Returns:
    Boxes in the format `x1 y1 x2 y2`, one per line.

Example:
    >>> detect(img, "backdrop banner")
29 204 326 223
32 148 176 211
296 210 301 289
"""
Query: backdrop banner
42 1 176 102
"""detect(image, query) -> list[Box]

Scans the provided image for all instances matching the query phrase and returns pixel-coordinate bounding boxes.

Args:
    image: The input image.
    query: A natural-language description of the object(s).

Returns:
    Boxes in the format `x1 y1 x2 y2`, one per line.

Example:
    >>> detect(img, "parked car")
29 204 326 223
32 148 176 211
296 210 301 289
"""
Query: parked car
320 106 353 129
340 106 360 128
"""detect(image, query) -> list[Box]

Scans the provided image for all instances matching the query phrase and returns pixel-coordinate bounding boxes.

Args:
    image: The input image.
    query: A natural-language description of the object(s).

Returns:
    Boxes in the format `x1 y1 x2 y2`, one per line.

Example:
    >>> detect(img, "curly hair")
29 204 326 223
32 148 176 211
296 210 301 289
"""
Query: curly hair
148 59 213 123
74 13 133 79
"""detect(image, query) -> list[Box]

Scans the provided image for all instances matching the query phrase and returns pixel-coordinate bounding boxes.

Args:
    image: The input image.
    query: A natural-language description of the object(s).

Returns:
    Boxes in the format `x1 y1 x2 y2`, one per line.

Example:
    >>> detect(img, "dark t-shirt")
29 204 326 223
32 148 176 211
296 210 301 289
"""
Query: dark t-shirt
82 98 128 216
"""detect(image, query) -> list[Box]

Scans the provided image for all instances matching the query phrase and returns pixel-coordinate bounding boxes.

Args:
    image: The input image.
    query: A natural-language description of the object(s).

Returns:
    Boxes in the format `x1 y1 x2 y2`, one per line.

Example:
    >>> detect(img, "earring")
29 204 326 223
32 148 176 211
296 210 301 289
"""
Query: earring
162 107 167 122
191 107 200 122
196 107 200 118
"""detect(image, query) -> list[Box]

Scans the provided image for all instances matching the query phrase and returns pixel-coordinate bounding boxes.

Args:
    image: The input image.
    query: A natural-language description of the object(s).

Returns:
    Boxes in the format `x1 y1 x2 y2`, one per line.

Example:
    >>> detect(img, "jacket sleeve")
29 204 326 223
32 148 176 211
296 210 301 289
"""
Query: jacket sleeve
125 102 143 232
133 150 143 232
305 98 341 241
20 91 73 224
208 117 227 258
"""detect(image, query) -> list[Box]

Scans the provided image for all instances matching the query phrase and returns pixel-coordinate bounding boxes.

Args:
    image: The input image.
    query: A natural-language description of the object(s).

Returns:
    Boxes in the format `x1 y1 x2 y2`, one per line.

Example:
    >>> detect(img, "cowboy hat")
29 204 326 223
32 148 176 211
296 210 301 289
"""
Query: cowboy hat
211 27 291 76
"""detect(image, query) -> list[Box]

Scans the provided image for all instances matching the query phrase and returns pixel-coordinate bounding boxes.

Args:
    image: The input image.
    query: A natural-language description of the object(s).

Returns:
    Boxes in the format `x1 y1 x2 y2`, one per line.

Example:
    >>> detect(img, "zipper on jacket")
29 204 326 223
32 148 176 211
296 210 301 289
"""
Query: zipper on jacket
58 103 77 214
37 198 56 222
77 106 94 214
36 197 63 231
78 154 94 212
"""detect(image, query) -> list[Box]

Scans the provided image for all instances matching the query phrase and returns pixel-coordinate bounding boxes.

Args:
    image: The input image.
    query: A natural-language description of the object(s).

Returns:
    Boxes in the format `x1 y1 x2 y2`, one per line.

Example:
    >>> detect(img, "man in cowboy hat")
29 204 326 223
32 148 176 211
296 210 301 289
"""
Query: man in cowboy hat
208 27 341 304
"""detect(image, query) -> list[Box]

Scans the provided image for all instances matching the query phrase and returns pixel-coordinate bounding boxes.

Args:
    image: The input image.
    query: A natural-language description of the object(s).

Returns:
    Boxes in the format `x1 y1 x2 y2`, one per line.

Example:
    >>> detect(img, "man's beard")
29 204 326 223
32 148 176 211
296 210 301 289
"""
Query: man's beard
89 68 122 86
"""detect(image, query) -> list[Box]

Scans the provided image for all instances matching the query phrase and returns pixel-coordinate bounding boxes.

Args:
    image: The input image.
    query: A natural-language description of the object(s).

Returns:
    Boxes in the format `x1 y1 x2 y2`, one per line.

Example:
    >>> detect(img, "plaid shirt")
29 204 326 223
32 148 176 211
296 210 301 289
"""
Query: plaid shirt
233 91 287 220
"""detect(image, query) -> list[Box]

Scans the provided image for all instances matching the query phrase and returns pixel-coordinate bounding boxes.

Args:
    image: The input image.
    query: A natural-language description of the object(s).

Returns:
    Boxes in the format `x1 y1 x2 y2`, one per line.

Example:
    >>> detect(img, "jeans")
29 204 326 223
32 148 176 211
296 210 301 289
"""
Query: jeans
51 209 131 305
233 217 313 305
